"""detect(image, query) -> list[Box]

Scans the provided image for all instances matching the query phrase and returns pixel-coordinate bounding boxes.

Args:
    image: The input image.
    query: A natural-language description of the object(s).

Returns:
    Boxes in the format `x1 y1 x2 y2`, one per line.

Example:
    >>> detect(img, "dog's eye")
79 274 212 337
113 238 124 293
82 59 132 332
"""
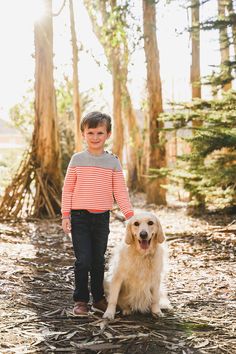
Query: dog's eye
147 221 154 225
134 221 140 226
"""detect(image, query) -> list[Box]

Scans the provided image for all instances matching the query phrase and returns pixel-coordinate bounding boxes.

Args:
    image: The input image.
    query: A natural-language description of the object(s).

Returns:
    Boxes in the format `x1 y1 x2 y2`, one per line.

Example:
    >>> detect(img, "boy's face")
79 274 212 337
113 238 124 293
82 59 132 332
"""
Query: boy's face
82 124 111 153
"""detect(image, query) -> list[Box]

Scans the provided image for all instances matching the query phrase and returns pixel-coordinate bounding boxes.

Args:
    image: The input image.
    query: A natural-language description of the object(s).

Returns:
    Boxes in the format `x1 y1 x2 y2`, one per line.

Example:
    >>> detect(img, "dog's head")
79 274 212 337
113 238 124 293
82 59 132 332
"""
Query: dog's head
125 212 165 253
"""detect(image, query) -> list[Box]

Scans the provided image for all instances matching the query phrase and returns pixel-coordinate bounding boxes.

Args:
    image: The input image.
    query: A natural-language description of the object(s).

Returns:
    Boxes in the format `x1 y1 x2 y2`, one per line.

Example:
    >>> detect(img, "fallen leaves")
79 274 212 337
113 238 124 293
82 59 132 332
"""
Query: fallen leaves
0 200 235 353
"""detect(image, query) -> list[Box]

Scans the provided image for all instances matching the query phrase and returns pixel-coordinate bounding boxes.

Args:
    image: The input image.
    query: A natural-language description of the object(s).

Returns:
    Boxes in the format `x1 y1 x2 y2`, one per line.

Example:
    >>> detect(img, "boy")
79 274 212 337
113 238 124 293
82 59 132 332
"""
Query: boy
61 111 134 316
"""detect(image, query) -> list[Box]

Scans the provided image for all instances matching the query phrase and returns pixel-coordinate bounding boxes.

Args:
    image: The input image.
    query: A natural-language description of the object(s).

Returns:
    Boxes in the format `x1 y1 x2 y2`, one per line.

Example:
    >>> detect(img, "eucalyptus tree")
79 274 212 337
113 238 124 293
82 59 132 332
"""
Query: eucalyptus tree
142 0 167 205
84 0 142 189
34 0 61 206
218 0 232 91
84 0 124 160
69 0 82 151
191 0 201 102
227 0 236 61
0 0 61 218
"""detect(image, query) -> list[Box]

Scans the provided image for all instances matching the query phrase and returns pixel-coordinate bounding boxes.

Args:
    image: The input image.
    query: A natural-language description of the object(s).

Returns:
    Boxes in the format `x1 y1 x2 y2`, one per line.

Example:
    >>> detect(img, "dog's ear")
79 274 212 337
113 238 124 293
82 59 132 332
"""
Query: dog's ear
156 220 165 243
125 220 134 244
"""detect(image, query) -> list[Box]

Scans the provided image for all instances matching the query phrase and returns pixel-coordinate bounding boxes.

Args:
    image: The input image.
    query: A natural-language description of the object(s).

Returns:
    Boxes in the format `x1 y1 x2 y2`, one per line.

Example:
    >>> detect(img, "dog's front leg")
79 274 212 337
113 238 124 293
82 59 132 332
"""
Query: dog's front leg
103 276 122 320
151 278 163 317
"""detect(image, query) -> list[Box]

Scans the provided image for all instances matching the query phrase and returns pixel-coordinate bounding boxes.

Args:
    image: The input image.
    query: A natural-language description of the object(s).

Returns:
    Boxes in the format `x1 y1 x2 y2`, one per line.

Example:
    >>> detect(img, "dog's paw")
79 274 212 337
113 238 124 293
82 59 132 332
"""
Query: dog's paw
152 309 164 318
103 310 115 320
122 308 132 316
151 304 164 317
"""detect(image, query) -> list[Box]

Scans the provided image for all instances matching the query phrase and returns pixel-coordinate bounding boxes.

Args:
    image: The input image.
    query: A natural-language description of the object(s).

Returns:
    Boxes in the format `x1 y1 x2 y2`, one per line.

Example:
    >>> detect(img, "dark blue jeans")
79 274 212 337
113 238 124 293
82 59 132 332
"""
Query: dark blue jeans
70 209 110 303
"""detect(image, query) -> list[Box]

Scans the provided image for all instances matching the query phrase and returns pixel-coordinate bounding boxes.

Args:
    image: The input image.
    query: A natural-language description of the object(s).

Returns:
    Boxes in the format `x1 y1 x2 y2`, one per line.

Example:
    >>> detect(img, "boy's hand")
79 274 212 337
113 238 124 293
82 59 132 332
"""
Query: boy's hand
62 218 71 234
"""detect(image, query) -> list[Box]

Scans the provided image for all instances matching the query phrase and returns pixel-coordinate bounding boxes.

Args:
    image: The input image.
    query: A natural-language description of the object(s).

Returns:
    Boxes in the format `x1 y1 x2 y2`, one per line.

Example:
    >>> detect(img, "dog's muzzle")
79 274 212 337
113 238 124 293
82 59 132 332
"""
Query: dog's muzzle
139 230 150 250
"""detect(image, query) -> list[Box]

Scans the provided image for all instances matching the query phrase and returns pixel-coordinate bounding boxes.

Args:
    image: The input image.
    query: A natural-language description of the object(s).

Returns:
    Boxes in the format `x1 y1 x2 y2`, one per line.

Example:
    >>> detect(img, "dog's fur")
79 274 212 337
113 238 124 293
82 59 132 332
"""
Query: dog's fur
103 212 171 320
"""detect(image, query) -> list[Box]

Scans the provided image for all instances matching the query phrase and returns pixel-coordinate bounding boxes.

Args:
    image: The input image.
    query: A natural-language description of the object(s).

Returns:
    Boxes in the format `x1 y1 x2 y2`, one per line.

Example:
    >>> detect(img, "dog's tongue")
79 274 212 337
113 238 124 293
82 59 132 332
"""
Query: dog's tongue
140 240 149 249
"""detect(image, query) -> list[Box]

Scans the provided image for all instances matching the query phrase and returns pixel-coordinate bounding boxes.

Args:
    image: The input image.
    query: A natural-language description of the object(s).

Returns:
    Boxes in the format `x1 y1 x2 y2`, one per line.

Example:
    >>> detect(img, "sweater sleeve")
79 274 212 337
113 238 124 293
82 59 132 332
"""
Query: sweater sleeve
112 158 134 220
61 157 77 217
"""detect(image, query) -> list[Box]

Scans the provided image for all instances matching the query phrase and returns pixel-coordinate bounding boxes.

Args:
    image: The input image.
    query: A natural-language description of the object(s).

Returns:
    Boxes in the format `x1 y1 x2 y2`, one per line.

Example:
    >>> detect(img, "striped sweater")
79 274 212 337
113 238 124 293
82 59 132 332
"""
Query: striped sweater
61 150 134 219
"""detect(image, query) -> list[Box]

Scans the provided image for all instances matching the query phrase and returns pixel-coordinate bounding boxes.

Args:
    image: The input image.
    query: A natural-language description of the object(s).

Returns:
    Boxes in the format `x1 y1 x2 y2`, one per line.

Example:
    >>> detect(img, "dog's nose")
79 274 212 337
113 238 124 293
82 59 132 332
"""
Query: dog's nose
139 230 148 239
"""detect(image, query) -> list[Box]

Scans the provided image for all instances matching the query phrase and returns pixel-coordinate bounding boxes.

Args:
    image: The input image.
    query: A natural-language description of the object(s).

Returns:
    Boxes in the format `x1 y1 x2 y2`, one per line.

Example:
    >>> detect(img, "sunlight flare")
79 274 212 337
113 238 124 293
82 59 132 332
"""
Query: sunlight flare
28 0 47 23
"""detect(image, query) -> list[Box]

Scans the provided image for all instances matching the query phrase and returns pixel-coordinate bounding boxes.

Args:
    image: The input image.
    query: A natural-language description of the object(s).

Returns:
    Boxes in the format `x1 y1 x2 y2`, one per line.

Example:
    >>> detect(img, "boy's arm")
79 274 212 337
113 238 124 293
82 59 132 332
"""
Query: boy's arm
112 159 134 220
61 163 77 218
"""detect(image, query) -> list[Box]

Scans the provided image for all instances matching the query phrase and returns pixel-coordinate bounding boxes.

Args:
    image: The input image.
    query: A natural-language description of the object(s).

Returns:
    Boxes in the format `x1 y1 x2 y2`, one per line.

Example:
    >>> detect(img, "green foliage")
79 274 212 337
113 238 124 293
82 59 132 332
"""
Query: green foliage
103 4 128 48
161 90 236 209
203 62 235 94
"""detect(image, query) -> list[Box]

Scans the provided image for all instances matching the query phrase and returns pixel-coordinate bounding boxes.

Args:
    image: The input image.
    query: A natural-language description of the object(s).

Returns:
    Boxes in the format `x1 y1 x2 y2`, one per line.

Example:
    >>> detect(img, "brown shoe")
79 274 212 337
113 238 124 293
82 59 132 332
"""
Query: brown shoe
91 297 108 314
73 301 88 317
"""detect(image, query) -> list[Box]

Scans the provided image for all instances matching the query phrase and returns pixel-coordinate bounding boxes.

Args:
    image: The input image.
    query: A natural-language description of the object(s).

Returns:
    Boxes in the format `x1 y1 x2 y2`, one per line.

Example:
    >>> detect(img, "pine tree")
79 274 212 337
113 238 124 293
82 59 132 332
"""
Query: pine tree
162 91 236 209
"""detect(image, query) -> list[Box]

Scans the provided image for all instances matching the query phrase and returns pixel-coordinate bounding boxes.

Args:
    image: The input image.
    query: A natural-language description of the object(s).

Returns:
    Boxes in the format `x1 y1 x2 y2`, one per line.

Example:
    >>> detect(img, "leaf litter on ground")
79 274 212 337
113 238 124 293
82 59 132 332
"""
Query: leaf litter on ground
0 194 235 353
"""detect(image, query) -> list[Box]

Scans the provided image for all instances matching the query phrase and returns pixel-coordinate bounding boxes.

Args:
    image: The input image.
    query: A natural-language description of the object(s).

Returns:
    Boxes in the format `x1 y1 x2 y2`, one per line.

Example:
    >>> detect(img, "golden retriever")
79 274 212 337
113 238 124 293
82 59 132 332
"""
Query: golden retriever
103 212 171 320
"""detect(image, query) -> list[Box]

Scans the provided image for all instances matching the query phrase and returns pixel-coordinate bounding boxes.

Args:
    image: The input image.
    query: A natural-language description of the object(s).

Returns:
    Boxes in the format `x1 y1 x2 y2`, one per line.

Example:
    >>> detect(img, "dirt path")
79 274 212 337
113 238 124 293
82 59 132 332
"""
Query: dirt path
0 198 235 353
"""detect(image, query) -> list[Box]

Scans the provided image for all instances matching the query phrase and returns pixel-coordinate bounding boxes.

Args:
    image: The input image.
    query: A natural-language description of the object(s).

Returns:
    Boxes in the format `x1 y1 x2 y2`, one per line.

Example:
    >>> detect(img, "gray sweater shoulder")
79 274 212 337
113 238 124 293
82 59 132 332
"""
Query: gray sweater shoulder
69 151 122 171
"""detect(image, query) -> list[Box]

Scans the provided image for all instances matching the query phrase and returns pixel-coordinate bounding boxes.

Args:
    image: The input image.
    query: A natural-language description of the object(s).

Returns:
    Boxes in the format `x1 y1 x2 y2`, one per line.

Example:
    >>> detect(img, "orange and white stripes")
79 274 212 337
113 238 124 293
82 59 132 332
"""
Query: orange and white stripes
61 152 133 219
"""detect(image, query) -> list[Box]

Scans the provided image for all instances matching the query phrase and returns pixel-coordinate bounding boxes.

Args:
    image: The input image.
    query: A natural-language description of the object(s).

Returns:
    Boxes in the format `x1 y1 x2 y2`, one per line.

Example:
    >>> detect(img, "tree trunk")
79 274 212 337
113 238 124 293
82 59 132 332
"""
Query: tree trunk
189 0 205 208
120 30 142 190
112 47 124 160
122 84 142 189
227 0 236 62
84 0 142 176
83 0 124 161
142 0 167 205
191 0 202 128
69 0 82 151
218 0 232 91
191 0 201 99
34 0 61 215
0 0 61 218
109 0 124 161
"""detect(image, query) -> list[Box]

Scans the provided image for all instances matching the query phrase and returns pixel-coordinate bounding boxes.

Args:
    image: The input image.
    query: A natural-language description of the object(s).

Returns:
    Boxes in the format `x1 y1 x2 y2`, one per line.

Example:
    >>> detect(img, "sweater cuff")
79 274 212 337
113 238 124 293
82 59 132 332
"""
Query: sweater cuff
124 211 134 220
62 212 70 218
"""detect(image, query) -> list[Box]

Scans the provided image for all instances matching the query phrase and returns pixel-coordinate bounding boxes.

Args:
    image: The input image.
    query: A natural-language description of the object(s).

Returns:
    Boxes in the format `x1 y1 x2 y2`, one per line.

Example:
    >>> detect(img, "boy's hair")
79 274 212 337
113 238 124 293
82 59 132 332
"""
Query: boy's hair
80 111 112 133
